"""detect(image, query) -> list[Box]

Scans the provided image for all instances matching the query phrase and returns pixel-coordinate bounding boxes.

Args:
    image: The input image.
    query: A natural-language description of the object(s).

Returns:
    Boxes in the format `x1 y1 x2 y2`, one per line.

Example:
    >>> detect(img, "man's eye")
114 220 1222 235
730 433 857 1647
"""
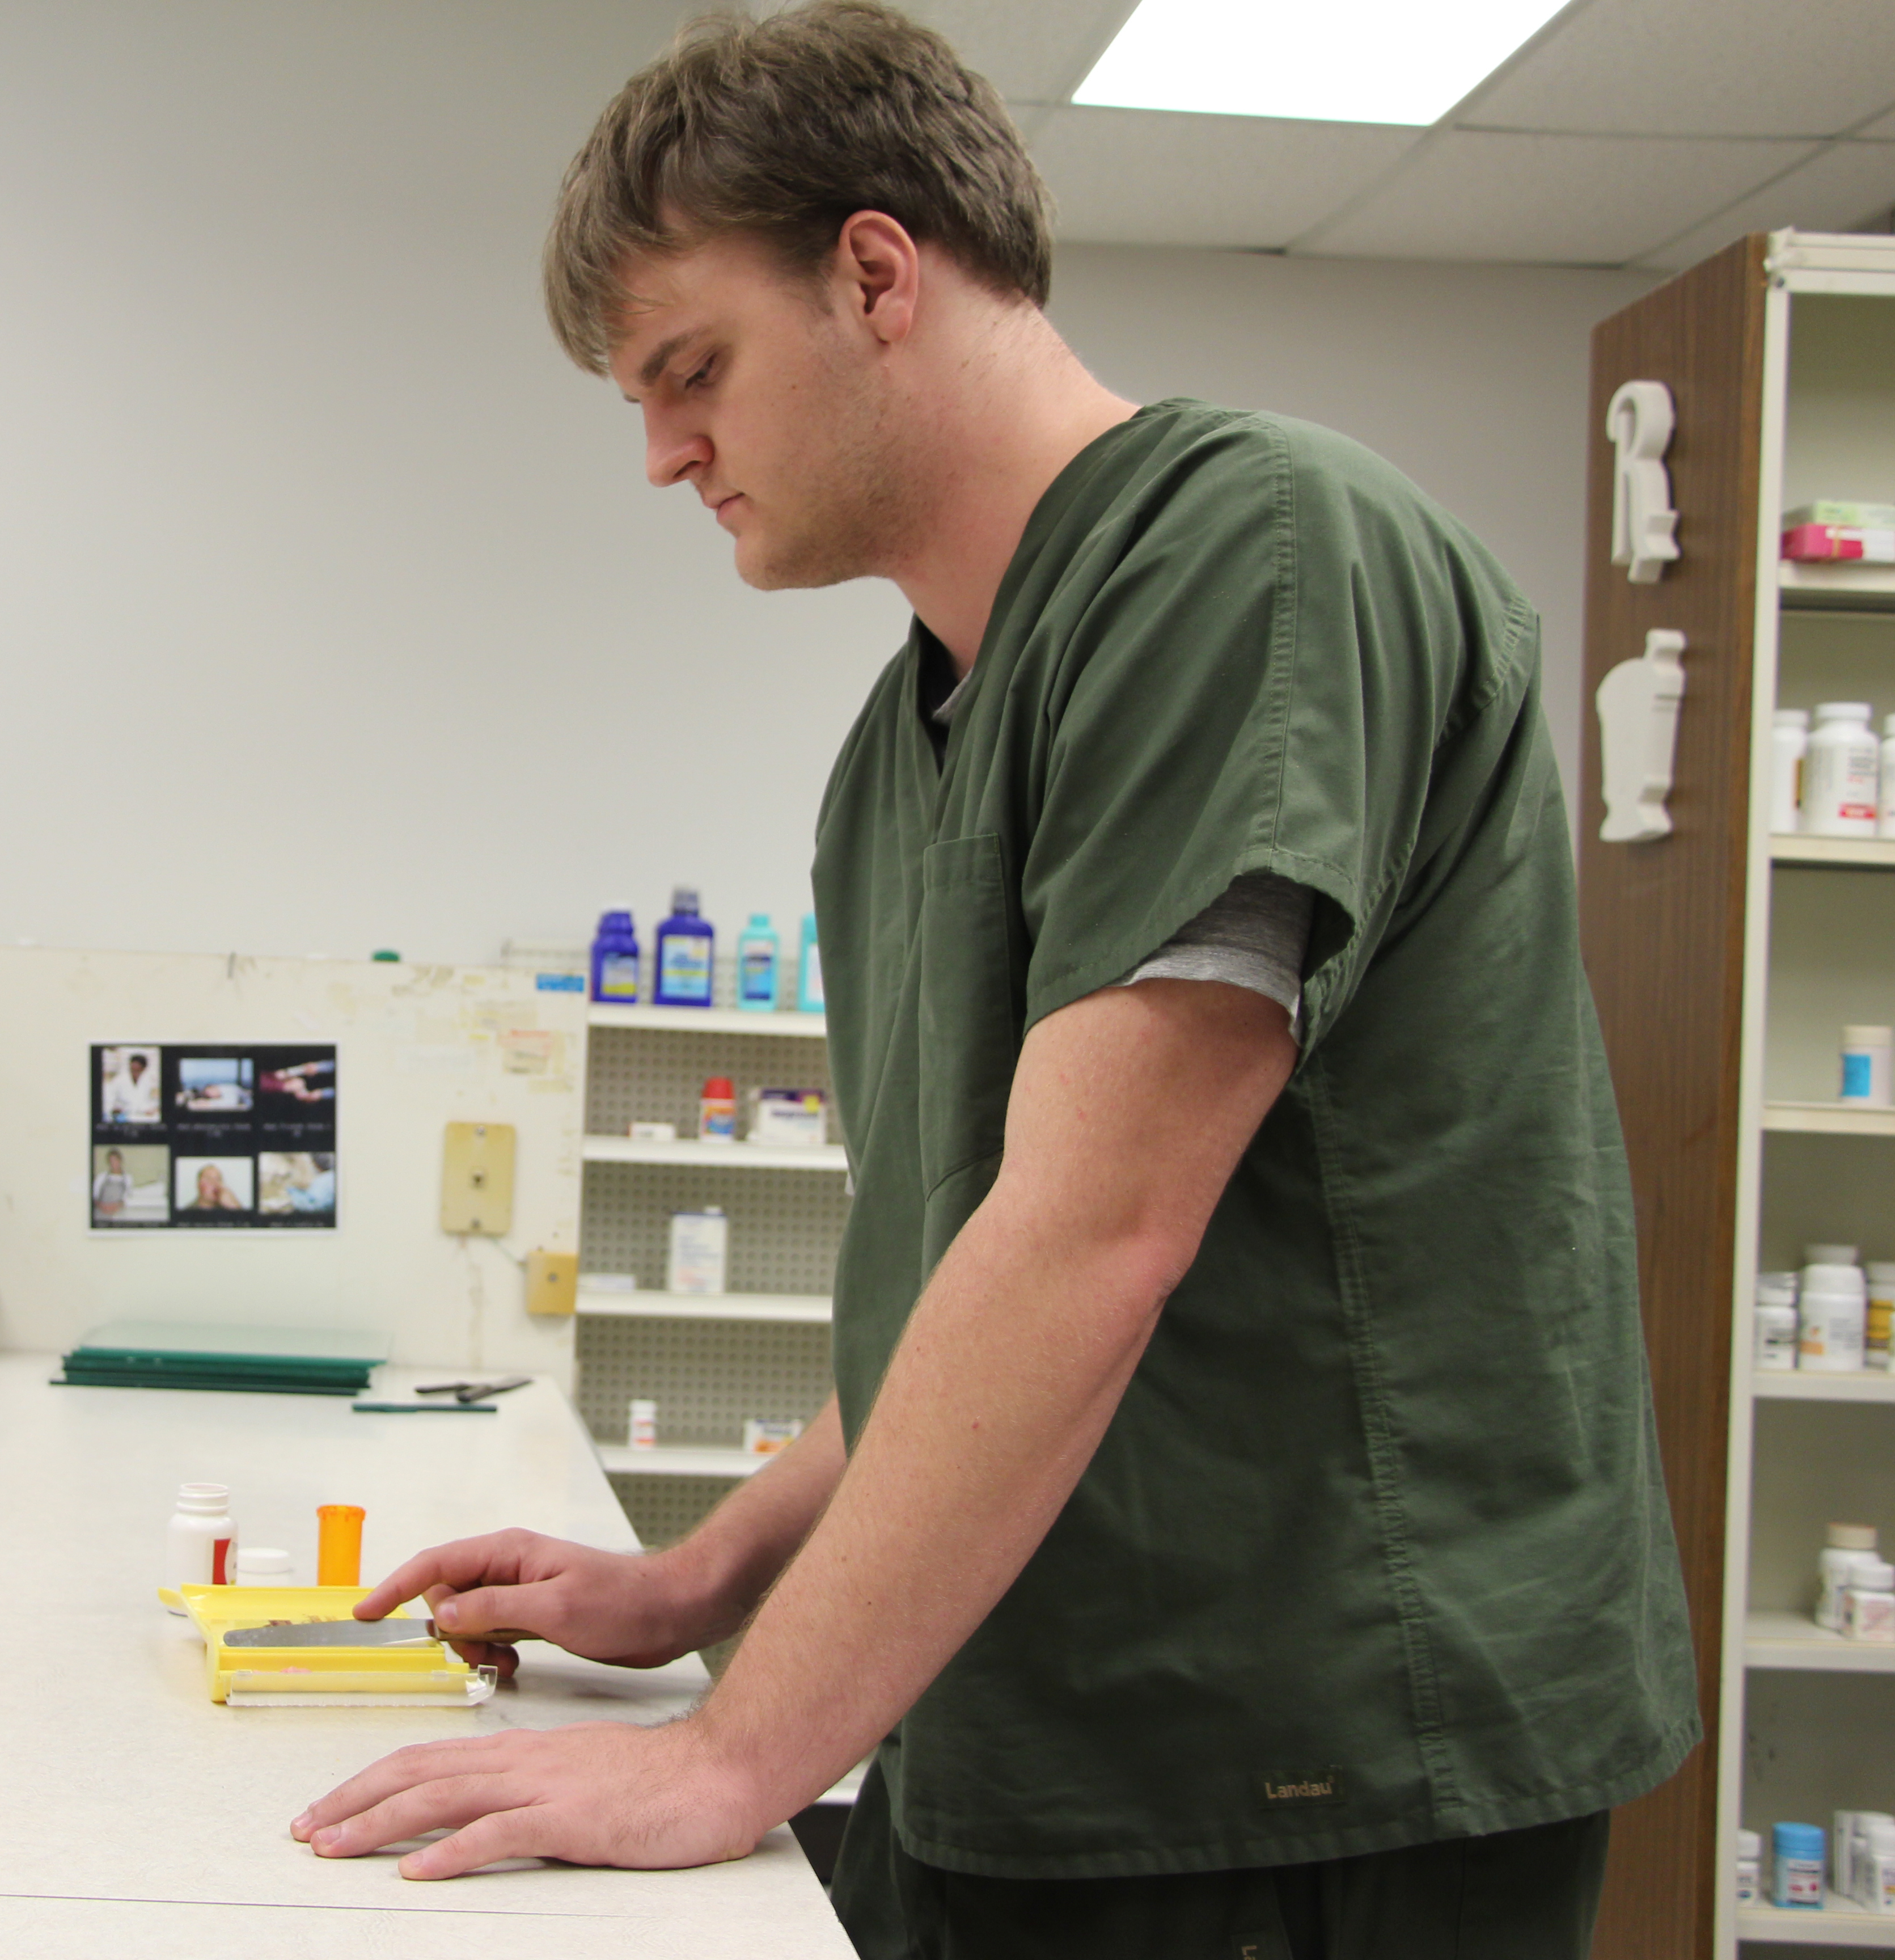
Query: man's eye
684 360 715 391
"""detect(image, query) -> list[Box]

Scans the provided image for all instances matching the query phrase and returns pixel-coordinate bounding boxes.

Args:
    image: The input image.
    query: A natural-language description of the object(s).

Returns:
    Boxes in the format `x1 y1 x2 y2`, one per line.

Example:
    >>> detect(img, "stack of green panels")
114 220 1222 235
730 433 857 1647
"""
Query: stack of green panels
56 1320 388 1396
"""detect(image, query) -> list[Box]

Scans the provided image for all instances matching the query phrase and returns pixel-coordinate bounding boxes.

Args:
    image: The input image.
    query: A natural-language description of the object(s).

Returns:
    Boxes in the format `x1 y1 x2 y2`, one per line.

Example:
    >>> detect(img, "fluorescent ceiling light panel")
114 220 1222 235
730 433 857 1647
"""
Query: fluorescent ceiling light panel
1073 0 1570 126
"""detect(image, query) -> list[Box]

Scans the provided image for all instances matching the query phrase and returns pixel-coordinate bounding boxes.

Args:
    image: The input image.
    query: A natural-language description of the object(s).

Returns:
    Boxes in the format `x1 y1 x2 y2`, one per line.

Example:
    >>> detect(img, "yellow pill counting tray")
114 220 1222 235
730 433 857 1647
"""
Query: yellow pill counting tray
163 1584 498 1707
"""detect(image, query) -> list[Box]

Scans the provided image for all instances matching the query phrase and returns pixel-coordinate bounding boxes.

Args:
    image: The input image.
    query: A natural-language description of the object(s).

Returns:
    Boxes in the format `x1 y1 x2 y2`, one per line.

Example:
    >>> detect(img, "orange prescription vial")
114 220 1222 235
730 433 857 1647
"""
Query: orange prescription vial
316 1503 366 1586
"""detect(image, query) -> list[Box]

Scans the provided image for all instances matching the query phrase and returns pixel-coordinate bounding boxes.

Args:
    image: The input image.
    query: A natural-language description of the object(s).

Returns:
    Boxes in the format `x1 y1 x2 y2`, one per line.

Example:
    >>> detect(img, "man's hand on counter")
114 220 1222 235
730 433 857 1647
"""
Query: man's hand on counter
291 1717 763 1877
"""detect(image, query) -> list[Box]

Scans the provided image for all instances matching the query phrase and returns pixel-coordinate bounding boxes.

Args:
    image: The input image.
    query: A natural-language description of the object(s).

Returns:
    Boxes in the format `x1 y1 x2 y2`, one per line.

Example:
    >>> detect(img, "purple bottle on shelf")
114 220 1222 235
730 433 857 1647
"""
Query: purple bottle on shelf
590 910 640 1004
654 888 715 1007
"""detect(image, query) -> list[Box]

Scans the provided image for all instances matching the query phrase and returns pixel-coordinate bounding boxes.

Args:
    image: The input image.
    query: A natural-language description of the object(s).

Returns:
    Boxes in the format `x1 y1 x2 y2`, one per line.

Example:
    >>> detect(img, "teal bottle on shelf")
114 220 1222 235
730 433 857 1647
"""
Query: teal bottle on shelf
737 914 779 1011
653 888 715 1007
797 913 824 1013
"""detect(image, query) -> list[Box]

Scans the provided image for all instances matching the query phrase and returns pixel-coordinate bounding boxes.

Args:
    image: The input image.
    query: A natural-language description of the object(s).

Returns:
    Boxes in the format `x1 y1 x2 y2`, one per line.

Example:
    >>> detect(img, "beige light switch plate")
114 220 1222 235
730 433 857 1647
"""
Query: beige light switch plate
526 1249 579 1316
441 1121 516 1236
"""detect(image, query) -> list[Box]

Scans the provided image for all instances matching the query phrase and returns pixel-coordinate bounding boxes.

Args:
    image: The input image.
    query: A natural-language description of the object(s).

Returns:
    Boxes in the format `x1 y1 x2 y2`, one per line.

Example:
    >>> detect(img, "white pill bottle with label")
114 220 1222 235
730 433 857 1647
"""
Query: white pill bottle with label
164 1481 238 1611
1802 702 1880 838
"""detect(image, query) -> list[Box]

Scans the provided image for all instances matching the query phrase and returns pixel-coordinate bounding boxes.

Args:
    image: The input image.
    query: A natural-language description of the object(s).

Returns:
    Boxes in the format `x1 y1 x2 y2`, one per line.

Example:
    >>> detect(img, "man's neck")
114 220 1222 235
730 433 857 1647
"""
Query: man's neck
885 312 1136 675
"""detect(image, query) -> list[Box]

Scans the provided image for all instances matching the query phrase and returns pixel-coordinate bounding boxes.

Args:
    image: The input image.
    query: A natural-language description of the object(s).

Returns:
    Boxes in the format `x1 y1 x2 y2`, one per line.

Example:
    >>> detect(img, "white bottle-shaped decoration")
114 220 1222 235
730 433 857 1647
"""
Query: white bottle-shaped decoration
165 1482 238 1609
1802 702 1879 837
1771 708 1808 835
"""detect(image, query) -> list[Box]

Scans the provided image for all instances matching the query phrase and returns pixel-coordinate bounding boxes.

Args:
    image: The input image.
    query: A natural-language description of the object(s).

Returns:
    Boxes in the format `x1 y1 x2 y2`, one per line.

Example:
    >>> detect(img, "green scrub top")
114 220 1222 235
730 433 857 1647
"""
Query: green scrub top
810 400 1698 1882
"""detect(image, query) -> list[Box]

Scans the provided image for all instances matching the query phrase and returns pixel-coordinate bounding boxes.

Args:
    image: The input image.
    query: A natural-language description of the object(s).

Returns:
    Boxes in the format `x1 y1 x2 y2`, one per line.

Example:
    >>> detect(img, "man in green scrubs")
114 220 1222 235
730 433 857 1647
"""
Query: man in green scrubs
293 6 1699 1952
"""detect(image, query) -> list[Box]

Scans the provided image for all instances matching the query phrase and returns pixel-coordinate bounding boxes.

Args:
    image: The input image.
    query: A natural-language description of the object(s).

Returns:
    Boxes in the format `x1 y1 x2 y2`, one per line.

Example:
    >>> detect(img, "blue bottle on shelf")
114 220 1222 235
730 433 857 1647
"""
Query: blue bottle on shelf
589 909 640 1004
737 914 779 1011
654 887 716 1007
797 913 824 1013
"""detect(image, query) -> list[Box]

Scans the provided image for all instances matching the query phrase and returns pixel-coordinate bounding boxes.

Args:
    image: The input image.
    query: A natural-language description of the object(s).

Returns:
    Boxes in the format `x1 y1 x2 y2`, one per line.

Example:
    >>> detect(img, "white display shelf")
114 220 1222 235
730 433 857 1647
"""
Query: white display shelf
578 1287 832 1325
1779 561 1895 610
597 1444 767 1478
1754 1371 1895 1404
1736 1893 1895 1946
588 1004 827 1037
582 1135 849 1172
1771 837 1895 870
1745 1611 1895 1672
1763 1102 1895 1138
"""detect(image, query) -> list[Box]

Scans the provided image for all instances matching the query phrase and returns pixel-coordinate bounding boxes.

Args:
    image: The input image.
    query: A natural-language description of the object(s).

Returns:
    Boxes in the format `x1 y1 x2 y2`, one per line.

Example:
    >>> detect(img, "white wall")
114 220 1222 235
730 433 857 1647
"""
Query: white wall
0 947 586 1383
0 2 1655 968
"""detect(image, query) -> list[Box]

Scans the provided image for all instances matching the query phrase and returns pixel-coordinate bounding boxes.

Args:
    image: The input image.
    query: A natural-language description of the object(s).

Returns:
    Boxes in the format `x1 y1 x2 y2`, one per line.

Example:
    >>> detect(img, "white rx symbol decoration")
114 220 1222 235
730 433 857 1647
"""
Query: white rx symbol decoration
1607 379 1680 584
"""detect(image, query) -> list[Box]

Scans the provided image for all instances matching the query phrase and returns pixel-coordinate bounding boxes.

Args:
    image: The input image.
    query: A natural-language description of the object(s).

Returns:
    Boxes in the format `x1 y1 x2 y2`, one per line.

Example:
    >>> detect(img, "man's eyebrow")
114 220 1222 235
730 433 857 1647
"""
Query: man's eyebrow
635 331 697 394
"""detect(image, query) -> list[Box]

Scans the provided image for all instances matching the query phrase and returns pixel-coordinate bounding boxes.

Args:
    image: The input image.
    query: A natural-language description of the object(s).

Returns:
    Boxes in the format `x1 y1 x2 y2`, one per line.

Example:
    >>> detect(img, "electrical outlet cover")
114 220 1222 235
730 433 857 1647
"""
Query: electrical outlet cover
526 1249 578 1316
441 1121 516 1236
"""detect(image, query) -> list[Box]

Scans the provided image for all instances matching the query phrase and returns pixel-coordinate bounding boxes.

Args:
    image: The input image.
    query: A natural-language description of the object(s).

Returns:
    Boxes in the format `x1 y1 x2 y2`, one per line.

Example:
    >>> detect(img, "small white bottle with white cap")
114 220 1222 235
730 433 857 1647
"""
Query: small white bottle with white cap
1772 708 1809 834
164 1482 238 1610
1803 702 1880 837
1801 1249 1868 1372
234 1546 293 1585
1880 716 1895 838
1818 1522 1881 1631
1735 1828 1762 1906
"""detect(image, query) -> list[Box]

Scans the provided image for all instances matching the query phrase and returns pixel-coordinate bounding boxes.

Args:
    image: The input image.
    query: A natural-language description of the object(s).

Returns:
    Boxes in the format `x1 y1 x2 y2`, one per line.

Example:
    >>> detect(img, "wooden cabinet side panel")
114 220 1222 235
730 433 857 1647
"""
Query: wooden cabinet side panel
1580 235 1765 1960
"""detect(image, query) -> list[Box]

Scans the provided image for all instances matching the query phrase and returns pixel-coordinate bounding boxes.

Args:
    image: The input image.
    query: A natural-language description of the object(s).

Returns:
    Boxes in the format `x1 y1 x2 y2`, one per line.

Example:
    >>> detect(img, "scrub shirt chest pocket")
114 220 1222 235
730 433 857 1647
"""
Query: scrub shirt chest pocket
917 832 1025 1201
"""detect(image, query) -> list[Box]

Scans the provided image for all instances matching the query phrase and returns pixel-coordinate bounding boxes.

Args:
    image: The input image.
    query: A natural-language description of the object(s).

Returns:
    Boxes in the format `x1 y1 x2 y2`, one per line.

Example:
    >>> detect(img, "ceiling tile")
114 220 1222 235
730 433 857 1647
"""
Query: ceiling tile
1632 140 1895 269
1465 0 1895 138
1031 107 1421 249
904 1 1133 104
1301 130 1818 264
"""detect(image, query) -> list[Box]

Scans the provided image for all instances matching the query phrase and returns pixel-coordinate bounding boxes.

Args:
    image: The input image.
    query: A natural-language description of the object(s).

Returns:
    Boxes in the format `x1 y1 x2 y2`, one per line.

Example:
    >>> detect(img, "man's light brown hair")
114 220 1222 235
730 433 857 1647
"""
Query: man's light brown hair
543 0 1054 375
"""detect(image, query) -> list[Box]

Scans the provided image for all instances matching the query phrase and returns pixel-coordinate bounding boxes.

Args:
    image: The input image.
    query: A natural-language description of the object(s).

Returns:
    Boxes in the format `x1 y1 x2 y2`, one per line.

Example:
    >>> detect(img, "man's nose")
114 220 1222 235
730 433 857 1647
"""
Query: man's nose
645 411 710 489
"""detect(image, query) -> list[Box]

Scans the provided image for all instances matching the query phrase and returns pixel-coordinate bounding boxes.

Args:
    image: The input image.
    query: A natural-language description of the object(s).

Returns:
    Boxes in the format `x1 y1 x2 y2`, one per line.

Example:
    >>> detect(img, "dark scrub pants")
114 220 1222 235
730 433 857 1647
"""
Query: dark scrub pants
833 1762 1610 1960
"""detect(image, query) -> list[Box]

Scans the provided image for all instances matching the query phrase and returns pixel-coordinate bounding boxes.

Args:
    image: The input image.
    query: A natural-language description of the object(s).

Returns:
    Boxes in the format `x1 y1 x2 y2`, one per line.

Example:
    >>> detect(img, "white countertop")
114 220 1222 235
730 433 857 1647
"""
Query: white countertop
0 1353 853 1957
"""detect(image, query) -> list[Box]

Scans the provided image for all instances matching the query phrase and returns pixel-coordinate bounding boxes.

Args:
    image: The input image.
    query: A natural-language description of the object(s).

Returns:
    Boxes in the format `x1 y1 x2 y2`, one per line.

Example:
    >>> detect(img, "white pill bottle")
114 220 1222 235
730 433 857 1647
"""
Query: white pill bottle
165 1482 238 1610
1801 702 1879 837
1771 708 1809 834
1818 1522 1880 1631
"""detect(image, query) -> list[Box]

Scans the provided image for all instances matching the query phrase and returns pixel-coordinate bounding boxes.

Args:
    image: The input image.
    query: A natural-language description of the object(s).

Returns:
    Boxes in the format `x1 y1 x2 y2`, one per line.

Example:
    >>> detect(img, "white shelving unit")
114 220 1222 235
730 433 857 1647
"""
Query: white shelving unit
1718 231 1895 1957
581 1135 849 1172
574 987 844 1556
580 1287 833 1325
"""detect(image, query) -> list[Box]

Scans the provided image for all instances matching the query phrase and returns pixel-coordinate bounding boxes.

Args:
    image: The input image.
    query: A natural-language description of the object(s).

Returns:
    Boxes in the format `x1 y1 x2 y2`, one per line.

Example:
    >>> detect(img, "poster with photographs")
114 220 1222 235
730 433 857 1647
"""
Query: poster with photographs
91 1045 336 1231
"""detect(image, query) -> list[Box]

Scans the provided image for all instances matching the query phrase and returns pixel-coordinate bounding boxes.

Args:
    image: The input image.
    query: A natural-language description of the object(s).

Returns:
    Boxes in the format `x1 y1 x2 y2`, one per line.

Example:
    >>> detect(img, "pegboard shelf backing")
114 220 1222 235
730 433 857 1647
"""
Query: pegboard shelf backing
577 1313 833 1448
580 1160 848 1296
586 1024 834 1139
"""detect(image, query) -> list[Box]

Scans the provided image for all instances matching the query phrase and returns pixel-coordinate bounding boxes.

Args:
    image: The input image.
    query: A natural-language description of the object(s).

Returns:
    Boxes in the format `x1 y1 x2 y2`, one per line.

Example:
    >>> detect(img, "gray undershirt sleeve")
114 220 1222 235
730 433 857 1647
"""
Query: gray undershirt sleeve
1114 872 1315 1030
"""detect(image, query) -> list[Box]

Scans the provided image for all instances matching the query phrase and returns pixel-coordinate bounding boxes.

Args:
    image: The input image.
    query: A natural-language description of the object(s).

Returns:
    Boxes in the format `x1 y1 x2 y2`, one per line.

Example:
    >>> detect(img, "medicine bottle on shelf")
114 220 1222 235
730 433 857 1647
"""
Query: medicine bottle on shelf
1771 1822 1825 1910
737 914 779 1011
654 888 716 1007
1801 701 1879 838
1869 1264 1895 1370
1771 708 1808 834
797 913 824 1013
1881 714 1895 838
166 1482 238 1604
590 909 641 1004
699 1075 738 1142
1840 1026 1893 1106
1754 1272 1800 1372
1843 1557 1895 1641
1799 1256 1867 1372
1734 1829 1761 1907
1817 1522 1880 1630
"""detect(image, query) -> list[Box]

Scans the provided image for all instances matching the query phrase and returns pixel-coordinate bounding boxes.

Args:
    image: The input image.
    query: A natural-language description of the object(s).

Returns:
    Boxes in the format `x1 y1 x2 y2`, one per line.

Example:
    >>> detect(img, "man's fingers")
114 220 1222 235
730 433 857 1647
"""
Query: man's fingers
354 1532 528 1621
307 1774 521 1860
443 1637 521 1680
397 1804 559 1880
294 1735 513 1836
429 1579 556 1640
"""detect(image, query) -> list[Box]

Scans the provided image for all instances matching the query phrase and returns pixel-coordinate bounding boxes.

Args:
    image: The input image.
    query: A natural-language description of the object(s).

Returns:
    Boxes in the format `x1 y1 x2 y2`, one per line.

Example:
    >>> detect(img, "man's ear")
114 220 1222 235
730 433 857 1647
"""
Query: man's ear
834 210 921 346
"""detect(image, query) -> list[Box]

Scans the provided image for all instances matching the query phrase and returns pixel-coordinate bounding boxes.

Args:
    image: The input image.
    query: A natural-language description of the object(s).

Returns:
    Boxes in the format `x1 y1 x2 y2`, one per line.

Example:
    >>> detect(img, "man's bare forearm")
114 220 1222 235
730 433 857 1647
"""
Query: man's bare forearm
663 1395 848 1643
693 981 1297 1820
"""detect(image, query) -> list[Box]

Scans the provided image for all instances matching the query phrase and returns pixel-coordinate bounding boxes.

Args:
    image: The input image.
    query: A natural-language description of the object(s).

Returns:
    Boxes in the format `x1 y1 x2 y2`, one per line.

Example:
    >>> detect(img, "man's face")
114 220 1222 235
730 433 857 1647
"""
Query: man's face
128 1056 146 1079
108 1152 123 1172
607 232 919 590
